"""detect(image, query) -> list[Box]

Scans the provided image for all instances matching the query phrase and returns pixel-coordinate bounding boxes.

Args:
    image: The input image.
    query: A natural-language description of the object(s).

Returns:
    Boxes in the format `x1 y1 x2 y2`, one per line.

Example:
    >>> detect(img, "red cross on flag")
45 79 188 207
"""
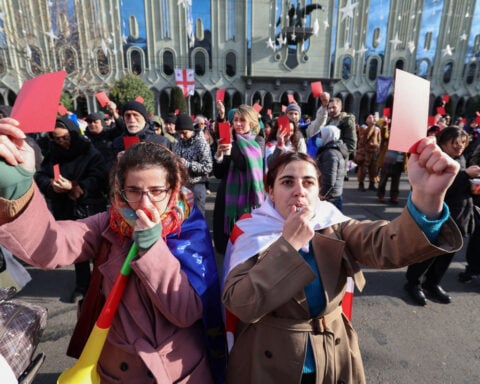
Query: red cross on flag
175 69 195 97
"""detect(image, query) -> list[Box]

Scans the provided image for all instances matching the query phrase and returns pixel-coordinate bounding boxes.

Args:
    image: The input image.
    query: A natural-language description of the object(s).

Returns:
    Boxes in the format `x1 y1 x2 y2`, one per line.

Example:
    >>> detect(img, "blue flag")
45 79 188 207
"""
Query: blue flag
376 76 393 103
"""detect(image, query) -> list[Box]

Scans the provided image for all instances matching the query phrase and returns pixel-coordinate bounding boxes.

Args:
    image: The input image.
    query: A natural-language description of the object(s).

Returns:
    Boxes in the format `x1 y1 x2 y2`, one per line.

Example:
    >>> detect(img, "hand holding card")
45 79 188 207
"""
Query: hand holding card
217 122 232 144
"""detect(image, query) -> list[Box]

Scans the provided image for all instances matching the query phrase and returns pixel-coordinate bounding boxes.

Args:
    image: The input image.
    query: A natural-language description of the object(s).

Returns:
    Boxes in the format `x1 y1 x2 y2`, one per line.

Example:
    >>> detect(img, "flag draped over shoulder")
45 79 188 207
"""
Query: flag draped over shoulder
167 204 226 383
376 76 393 103
175 68 195 97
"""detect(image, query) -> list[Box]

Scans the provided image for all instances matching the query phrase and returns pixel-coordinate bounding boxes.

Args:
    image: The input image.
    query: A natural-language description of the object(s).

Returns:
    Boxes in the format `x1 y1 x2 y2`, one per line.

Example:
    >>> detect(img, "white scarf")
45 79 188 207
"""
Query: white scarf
223 197 350 284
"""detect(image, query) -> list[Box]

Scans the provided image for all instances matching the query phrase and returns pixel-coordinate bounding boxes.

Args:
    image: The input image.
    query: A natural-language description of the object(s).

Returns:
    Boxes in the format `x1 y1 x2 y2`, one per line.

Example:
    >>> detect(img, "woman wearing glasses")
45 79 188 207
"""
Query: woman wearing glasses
0 117 226 384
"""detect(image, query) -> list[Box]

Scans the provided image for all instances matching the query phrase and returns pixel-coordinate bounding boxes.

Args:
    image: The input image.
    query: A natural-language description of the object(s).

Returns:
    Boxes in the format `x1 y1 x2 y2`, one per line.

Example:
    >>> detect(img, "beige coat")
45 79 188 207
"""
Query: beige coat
223 209 462 384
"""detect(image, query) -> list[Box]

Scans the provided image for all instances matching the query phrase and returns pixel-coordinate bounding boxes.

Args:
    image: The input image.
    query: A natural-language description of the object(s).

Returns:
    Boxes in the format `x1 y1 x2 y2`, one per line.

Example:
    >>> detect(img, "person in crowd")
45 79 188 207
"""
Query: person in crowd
172 114 213 216
34 117 109 303
110 100 171 154
405 127 480 305
326 97 357 158
222 144 462 384
313 125 348 210
163 113 178 144
151 115 165 136
265 116 306 172
355 114 381 191
306 91 330 138
285 103 302 126
85 112 122 171
212 104 266 255
0 120 227 383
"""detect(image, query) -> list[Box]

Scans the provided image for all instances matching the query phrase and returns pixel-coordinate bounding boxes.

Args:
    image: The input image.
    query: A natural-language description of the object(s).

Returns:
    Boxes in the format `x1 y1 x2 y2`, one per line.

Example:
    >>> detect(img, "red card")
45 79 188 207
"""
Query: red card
135 96 144 103
217 122 232 144
57 104 68 116
311 81 323 98
442 94 450 104
53 164 60 181
383 107 391 118
252 102 262 113
123 135 140 149
277 115 291 134
96 92 110 108
281 105 287 113
428 116 436 127
11 71 66 133
436 106 446 115
267 108 272 116
216 89 226 102
287 94 295 104
174 109 180 115
476 116 480 125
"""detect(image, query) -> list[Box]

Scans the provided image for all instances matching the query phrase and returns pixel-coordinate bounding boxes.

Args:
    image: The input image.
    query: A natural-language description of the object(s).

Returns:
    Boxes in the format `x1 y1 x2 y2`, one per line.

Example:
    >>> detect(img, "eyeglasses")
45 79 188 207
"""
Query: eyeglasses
120 187 170 203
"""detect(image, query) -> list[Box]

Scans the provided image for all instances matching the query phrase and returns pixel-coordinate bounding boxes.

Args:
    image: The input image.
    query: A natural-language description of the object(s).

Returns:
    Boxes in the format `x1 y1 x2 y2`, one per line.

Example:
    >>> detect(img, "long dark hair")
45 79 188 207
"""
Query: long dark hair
436 126 469 150
265 152 320 192
267 117 301 150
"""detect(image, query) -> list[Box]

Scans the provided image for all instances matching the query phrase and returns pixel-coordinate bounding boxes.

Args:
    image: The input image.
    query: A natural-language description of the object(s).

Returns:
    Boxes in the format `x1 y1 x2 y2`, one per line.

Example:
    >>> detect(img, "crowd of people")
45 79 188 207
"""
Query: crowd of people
0 93 478 383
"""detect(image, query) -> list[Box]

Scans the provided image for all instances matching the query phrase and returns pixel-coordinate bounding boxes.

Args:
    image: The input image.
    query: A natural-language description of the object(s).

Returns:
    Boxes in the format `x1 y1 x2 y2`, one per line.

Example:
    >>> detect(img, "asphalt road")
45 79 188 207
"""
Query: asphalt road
11 171 480 384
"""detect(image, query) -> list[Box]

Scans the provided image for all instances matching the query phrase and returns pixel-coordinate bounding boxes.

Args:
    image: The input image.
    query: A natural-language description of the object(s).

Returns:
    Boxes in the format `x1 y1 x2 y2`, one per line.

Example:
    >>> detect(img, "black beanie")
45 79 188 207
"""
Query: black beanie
122 100 149 121
175 113 194 131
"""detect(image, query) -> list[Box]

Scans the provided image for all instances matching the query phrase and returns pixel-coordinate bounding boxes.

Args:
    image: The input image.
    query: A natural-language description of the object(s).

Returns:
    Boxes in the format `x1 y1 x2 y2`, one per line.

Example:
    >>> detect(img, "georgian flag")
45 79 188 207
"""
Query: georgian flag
175 68 195 97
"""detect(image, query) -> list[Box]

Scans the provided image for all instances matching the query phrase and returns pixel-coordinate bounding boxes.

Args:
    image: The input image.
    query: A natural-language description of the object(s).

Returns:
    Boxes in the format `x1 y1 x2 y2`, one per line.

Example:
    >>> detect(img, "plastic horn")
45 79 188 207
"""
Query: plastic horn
57 243 138 384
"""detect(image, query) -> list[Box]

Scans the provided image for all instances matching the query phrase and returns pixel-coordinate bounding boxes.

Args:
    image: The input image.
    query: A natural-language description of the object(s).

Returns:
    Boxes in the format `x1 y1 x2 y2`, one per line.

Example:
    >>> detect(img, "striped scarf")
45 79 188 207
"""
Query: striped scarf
225 133 265 234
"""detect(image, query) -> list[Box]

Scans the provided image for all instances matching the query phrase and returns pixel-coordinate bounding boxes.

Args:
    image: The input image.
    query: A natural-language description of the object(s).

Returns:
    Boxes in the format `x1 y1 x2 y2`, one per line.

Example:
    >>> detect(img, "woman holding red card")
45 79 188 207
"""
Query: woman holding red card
212 105 266 255
34 116 108 303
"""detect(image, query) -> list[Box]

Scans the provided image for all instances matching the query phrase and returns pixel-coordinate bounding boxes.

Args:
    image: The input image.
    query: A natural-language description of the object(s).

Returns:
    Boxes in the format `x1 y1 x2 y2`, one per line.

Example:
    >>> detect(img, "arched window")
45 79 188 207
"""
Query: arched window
368 58 378 81
417 59 430 79
194 51 206 76
372 28 381 49
342 56 352 80
226 52 236 77
97 49 110 76
130 50 142 74
30 46 43 76
395 60 404 70
163 50 174 75
63 47 77 74
443 62 453 84
466 63 476 85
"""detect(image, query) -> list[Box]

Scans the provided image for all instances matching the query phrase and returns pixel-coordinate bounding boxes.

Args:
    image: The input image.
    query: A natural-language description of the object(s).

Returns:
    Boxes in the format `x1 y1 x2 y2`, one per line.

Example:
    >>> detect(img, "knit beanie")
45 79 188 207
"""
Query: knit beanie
175 113 194 131
122 101 149 121
286 103 301 115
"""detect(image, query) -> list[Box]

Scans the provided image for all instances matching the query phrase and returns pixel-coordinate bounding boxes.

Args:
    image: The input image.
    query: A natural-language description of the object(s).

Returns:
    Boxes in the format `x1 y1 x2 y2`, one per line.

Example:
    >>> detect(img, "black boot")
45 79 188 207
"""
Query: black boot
358 182 366 192
404 283 427 306
368 182 377 191
422 283 451 304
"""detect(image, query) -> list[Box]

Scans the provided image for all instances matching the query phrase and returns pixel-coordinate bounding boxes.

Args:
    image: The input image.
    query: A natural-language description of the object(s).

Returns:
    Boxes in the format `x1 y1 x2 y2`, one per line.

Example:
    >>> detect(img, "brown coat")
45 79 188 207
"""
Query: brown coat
223 209 462 384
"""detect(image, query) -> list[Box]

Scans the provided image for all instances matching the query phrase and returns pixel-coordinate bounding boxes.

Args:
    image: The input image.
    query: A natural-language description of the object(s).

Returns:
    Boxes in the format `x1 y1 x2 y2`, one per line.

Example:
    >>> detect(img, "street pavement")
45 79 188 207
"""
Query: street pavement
14 171 480 384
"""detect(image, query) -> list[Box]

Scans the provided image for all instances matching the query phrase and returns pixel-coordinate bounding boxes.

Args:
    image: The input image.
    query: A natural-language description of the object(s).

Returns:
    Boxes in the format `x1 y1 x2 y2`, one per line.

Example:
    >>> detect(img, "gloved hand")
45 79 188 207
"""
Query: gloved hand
133 222 162 252
0 160 34 200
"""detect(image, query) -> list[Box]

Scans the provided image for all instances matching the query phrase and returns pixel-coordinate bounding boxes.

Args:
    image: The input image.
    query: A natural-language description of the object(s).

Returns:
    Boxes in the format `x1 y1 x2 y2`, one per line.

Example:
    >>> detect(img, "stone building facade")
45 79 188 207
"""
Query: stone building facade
0 0 478 122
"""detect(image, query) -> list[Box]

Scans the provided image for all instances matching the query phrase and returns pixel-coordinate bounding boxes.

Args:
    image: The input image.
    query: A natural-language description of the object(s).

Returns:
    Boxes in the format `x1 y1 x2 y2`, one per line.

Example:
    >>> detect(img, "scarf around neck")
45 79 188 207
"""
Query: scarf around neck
223 196 351 284
224 132 265 234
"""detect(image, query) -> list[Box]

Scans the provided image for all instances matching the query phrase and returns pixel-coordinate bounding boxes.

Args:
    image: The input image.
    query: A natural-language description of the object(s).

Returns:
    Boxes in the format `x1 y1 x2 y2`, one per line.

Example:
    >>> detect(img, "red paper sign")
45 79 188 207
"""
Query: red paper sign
135 96 144 103
428 116 436 127
436 106 446 115
174 109 180 115
11 71 66 133
277 115 291 134
217 122 232 144
96 92 110 108
383 107 391 118
57 104 68 116
216 89 226 102
310 81 323 98
53 164 60 181
442 94 450 104
287 94 295 104
252 102 263 113
123 135 140 149
476 116 480 125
